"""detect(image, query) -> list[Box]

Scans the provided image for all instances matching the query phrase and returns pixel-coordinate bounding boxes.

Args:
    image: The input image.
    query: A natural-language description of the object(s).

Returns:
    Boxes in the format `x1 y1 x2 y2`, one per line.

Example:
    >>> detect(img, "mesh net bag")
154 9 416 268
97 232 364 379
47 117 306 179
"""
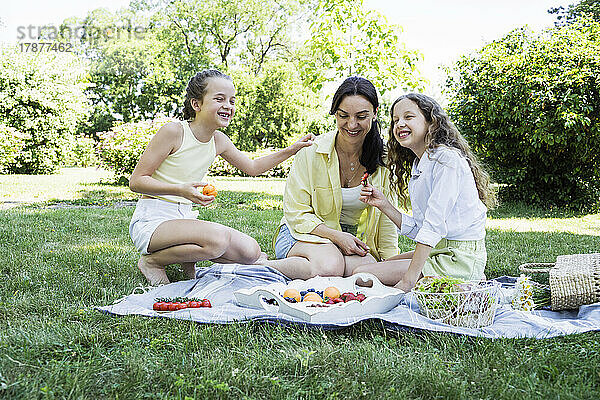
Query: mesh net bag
412 276 499 328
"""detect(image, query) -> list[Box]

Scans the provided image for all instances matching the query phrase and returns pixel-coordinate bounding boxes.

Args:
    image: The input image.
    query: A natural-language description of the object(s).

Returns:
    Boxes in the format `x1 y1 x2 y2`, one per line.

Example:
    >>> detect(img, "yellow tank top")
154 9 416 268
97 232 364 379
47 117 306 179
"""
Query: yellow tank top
151 120 216 204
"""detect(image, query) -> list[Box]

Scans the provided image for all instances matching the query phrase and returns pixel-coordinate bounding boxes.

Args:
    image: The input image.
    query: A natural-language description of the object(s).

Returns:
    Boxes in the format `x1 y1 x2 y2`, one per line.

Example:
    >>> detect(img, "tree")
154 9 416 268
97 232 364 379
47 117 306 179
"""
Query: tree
138 0 303 74
299 0 424 93
225 62 325 151
0 48 91 173
445 20 600 210
549 0 600 26
58 7 192 134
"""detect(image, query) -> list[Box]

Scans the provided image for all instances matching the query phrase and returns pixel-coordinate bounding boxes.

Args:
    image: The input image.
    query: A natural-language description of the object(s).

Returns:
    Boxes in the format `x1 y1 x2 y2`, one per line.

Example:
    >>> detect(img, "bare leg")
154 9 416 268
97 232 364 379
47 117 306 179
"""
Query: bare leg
207 229 262 265
137 219 261 285
252 251 269 265
343 253 378 277
394 250 414 260
352 256 413 286
137 255 169 285
263 241 345 280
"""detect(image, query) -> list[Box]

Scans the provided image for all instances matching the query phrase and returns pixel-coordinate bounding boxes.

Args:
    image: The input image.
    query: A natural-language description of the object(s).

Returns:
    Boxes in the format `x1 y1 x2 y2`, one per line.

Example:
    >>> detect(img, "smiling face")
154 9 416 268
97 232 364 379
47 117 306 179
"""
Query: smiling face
334 95 376 147
392 98 430 158
192 77 236 129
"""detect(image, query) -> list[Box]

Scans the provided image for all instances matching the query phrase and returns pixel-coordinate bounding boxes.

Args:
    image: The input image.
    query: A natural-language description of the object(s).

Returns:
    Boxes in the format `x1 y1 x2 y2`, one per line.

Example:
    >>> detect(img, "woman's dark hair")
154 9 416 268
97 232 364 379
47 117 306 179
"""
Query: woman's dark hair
182 69 232 120
329 76 384 174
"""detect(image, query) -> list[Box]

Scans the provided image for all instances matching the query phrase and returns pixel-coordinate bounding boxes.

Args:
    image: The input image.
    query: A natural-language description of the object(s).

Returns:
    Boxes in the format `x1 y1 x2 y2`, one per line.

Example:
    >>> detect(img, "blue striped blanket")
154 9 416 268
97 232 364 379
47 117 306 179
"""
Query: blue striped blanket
97 264 600 338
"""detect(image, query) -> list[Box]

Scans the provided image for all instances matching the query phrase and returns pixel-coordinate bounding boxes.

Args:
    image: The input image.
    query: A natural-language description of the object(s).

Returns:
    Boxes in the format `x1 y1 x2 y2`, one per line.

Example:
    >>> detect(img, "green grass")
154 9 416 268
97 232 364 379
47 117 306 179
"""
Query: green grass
1 168 599 399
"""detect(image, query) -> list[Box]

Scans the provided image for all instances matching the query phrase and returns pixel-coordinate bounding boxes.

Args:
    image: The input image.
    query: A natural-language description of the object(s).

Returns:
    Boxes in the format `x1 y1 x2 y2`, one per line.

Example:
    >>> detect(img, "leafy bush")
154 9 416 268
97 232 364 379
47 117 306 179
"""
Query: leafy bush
226 62 327 151
208 148 292 178
445 20 600 211
96 117 294 184
96 117 174 183
63 136 100 168
0 47 91 173
0 125 29 174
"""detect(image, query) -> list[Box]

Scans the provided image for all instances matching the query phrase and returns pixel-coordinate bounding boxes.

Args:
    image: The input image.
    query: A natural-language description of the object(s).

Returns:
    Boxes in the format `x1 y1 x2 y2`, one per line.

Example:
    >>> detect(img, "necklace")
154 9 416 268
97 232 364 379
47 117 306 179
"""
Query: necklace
342 168 360 188
338 150 362 188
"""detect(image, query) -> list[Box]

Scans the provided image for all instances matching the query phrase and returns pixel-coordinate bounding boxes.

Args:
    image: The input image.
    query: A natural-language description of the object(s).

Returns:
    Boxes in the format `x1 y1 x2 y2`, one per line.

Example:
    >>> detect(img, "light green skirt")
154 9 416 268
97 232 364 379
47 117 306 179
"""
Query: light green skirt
421 238 487 281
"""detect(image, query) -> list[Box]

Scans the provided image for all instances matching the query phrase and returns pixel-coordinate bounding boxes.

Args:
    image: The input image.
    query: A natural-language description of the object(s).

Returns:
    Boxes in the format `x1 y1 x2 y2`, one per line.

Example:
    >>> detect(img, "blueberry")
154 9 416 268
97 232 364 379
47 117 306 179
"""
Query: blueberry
300 291 308 296
307 288 315 292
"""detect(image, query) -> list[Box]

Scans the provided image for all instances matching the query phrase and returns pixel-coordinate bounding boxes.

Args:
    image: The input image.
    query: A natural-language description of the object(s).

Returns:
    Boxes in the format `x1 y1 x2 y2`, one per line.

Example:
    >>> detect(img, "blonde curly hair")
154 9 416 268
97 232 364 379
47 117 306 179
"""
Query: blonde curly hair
387 93 497 209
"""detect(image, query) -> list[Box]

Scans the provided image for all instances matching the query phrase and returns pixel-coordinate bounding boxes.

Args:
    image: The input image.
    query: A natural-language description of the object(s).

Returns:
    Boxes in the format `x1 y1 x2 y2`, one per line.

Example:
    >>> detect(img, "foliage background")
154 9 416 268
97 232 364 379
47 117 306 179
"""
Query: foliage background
0 48 90 174
445 18 600 211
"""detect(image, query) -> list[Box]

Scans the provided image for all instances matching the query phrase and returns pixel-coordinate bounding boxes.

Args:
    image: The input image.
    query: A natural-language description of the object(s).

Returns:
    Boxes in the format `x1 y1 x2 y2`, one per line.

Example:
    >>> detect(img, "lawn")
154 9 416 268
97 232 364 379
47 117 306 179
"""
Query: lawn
0 168 599 399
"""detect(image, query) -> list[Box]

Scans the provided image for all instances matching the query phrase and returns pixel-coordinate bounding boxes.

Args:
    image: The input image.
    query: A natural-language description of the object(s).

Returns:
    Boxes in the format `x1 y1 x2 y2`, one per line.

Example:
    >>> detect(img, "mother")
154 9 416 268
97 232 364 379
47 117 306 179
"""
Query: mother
264 77 398 279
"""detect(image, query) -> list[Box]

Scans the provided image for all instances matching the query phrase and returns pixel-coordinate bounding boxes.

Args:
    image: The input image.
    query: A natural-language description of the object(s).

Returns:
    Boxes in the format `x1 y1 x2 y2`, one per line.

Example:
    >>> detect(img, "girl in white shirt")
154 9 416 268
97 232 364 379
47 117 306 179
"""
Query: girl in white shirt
356 93 496 292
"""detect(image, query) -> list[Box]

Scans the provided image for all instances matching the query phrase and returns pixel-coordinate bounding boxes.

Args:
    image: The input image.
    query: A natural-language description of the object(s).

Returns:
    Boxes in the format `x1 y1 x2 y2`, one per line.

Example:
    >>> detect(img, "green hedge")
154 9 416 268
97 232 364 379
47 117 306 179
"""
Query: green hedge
0 47 90 174
63 136 100 168
445 19 600 211
0 125 29 174
97 118 292 184
96 118 173 183
208 148 292 178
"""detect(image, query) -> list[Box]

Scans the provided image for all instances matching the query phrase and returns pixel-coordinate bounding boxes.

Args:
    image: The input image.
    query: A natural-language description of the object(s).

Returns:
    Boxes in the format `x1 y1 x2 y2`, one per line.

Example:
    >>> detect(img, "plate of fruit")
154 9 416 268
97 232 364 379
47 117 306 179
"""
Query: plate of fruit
233 273 404 323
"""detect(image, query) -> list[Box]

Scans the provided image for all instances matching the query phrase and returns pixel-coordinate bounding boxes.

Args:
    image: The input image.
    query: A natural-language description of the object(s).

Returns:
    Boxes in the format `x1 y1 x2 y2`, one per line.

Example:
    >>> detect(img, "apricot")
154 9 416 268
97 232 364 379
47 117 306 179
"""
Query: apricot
323 286 341 299
283 288 301 302
202 184 218 196
302 292 323 302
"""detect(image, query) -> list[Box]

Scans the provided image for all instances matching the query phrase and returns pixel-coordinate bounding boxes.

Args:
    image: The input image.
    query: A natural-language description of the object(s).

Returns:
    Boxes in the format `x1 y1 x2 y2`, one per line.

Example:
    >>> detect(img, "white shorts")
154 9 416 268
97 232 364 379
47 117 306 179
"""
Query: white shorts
129 198 199 255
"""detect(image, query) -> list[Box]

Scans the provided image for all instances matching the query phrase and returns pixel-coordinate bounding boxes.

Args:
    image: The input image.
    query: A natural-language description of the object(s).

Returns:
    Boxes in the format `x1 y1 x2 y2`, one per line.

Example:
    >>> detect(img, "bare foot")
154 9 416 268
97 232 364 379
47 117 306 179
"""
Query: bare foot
253 251 269 265
137 255 169 285
182 262 197 280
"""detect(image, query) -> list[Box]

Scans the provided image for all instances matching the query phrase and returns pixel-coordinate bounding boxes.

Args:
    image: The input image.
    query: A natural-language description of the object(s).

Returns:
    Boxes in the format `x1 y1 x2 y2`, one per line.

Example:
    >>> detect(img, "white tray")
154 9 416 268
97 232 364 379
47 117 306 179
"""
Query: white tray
234 273 404 323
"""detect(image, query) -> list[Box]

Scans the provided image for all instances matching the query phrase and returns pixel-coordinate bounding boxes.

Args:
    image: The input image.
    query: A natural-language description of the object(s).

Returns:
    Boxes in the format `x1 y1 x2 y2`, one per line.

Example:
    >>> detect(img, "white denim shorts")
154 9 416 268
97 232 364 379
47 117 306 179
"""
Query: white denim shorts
129 198 199 255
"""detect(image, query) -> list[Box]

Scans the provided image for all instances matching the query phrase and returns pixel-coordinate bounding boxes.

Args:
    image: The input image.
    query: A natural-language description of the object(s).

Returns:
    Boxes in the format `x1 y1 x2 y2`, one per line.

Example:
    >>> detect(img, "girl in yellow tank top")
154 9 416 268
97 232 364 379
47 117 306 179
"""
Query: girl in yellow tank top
128 69 314 285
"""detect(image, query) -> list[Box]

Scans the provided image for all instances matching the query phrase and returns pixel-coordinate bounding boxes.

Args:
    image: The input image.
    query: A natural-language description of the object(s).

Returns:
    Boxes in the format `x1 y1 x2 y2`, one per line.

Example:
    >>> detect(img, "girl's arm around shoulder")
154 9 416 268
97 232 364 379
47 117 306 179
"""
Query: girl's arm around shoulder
215 130 315 176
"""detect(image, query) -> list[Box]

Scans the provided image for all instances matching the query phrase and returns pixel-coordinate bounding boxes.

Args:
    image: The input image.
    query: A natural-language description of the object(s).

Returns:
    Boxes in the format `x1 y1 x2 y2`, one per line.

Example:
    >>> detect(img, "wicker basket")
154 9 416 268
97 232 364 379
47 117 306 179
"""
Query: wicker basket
519 253 600 311
412 282 499 328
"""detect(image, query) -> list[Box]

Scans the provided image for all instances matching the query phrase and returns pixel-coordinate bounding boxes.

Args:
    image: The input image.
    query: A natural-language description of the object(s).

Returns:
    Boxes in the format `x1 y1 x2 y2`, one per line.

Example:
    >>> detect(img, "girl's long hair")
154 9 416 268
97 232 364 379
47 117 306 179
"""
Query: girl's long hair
182 69 232 120
330 76 385 174
387 93 497 209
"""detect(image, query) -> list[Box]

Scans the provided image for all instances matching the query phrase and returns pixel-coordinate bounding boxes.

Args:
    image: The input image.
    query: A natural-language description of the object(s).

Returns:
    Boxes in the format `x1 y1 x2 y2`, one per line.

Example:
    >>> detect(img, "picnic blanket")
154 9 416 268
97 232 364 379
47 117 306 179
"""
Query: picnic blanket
97 264 600 338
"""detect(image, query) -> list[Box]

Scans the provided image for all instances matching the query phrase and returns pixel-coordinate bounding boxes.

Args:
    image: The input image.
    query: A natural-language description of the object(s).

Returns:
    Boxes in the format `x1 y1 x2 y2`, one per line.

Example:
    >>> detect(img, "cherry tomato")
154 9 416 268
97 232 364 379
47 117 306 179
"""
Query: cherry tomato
153 302 161 311
177 302 188 310
160 302 170 311
200 299 212 308
190 301 200 308
168 302 178 311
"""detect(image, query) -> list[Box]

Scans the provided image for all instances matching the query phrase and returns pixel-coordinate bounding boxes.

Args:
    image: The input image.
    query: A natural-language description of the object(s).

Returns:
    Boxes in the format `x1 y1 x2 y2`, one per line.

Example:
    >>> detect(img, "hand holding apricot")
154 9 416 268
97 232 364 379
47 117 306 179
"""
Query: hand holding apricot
202 184 218 196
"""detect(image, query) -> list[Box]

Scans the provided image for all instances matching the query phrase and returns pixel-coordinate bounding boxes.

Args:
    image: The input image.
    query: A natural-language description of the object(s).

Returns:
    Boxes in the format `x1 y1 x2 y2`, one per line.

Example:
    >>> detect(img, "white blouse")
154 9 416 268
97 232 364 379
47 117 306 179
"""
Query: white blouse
399 146 487 247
